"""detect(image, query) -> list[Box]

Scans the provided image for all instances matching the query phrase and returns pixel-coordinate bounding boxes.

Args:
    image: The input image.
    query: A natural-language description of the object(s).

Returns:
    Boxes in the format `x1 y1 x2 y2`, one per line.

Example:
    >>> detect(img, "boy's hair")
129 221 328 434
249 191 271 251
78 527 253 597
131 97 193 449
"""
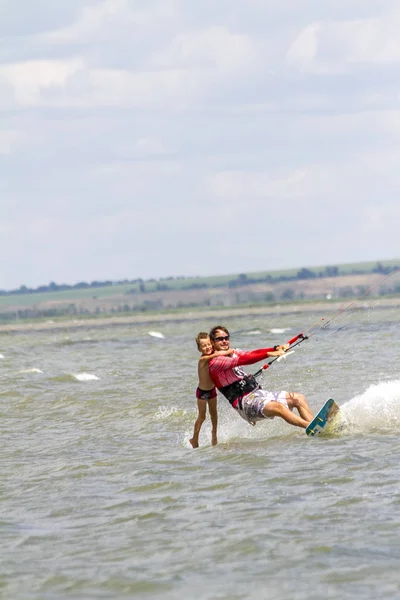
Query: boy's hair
195 331 210 350
209 325 230 341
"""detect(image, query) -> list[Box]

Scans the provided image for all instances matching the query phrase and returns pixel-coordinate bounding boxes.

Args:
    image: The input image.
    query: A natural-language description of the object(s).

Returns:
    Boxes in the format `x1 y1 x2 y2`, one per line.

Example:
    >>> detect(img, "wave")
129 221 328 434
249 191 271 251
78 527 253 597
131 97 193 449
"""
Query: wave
57 338 96 346
49 372 100 383
19 368 44 374
155 405 187 420
340 380 400 434
73 372 100 382
148 331 165 339
269 328 291 335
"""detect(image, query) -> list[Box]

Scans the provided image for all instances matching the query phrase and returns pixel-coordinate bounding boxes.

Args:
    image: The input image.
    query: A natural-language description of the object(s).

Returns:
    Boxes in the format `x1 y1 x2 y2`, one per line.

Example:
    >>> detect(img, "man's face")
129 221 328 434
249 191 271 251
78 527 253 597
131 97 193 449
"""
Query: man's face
212 329 230 351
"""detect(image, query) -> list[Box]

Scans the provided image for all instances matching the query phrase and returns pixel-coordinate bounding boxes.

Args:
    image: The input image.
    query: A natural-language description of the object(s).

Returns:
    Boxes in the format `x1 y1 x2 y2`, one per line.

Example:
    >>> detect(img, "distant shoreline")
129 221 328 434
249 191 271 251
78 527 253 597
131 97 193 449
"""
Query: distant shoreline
0 296 399 333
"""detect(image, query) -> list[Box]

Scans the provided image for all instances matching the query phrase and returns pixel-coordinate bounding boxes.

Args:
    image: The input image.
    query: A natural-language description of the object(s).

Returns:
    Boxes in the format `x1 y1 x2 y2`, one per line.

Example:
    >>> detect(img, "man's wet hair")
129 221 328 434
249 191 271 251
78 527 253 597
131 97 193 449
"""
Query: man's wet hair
209 326 230 341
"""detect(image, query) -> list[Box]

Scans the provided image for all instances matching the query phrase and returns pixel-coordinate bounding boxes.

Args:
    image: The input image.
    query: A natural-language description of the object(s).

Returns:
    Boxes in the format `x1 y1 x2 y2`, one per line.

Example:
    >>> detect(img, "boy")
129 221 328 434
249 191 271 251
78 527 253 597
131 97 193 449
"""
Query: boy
190 332 233 448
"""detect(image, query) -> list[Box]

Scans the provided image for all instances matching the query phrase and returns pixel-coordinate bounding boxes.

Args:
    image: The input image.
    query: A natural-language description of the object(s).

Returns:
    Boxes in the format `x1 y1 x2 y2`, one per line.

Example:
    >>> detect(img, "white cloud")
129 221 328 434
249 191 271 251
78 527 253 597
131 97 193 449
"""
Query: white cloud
40 0 130 42
0 59 204 109
326 12 400 65
148 26 261 75
0 58 84 106
287 8 400 73
41 0 182 44
286 23 320 68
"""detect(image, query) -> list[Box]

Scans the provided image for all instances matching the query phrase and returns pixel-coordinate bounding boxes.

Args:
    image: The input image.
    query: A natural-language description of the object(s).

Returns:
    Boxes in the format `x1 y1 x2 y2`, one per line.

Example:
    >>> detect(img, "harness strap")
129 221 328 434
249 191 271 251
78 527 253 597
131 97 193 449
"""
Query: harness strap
219 375 260 406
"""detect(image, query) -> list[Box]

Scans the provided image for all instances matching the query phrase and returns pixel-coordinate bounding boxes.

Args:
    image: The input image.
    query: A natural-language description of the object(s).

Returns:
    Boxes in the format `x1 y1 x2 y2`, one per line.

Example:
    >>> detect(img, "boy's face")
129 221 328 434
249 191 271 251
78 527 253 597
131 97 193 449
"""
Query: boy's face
199 337 213 355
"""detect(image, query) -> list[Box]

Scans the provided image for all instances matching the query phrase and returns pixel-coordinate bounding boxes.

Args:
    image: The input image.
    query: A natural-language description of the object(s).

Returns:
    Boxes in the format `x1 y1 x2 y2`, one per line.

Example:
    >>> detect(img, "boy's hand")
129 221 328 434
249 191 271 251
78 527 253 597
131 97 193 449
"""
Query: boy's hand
216 348 234 356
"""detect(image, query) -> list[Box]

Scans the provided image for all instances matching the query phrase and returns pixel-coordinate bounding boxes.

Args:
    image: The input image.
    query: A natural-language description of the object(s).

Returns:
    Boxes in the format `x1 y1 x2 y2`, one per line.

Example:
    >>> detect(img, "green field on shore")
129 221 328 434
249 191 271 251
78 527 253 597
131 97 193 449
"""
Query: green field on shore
1 258 399 311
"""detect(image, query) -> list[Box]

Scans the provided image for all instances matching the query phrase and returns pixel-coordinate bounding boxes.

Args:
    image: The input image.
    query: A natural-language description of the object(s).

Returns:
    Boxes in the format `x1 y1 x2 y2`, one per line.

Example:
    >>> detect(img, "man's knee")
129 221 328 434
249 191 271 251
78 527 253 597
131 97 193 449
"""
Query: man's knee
287 392 305 407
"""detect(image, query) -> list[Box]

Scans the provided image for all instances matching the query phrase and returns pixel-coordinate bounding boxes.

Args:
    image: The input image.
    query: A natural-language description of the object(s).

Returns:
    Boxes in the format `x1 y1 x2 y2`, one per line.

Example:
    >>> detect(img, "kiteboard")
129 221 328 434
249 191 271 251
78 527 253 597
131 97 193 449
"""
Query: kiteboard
306 398 341 437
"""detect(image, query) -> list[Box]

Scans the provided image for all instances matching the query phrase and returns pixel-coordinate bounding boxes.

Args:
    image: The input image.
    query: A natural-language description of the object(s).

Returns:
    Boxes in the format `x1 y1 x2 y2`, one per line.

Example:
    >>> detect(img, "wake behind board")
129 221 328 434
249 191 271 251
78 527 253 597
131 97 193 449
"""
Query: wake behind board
306 398 341 437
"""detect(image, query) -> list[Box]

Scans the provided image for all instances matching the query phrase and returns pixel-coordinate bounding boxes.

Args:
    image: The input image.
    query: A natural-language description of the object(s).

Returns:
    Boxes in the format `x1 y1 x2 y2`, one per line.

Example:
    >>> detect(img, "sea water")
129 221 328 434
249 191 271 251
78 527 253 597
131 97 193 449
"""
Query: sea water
1 304 400 599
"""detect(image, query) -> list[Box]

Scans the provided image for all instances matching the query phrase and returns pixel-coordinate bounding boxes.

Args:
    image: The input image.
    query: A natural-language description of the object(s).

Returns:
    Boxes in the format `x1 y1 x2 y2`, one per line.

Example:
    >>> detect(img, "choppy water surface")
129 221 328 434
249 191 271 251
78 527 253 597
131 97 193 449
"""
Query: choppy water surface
1 305 400 599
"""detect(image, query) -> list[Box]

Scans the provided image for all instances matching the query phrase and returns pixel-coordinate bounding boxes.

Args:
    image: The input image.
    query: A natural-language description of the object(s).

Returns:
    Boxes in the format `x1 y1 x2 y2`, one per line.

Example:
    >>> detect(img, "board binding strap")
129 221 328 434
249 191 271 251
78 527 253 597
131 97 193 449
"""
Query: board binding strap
306 398 342 437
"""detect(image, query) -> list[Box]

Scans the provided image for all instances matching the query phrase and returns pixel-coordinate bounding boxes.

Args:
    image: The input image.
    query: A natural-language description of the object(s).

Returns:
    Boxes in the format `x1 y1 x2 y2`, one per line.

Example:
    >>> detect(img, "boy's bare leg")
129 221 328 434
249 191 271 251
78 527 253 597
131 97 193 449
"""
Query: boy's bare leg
208 396 218 446
190 400 207 448
286 392 314 422
262 401 309 429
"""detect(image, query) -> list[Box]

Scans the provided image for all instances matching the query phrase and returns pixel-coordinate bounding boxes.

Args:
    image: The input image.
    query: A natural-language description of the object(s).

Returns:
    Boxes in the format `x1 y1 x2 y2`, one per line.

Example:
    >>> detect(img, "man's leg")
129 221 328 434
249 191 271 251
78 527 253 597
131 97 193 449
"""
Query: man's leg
262 401 309 429
285 392 314 422
208 396 218 446
190 400 207 448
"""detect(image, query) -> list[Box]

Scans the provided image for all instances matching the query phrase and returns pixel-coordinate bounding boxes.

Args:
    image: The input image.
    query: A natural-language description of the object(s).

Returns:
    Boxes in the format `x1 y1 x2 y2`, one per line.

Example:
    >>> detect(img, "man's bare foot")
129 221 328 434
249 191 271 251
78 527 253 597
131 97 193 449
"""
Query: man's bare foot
211 437 218 446
190 438 199 448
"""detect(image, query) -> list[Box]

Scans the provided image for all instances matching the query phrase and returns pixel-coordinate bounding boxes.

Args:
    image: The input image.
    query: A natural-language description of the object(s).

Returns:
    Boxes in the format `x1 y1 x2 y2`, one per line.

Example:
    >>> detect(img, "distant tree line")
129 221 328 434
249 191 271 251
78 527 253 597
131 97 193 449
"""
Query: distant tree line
0 301 165 323
2 280 400 323
0 279 131 296
0 261 398 297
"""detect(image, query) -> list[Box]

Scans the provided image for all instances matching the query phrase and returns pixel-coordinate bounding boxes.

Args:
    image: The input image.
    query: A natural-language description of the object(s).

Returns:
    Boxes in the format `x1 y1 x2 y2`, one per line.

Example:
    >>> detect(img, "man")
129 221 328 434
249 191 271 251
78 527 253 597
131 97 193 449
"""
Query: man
208 325 314 429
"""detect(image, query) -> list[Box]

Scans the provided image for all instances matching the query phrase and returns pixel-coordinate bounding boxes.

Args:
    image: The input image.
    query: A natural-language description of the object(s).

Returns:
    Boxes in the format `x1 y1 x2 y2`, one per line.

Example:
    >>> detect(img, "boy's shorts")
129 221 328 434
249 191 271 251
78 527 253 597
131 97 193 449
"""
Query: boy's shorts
196 387 217 401
238 389 290 422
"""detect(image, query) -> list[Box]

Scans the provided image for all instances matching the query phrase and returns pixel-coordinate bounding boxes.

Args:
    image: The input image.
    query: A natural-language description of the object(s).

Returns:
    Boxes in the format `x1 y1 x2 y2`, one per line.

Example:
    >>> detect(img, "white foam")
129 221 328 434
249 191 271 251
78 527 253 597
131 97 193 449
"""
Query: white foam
155 405 184 419
73 372 100 381
188 402 290 445
148 331 165 339
20 368 43 374
269 328 291 334
0 353 4 359
247 330 261 335
341 380 400 433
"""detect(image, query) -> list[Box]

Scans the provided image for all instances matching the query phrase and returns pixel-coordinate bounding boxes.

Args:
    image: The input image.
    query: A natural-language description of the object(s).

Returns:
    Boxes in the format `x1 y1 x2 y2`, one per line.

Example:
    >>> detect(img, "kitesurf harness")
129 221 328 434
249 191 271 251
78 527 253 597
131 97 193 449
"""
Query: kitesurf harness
219 374 260 406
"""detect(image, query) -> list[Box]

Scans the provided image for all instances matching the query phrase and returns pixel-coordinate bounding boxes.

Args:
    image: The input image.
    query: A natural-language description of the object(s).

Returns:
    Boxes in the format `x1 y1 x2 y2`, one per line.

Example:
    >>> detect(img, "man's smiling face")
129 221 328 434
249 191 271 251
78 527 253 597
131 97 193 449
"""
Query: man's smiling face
212 329 231 352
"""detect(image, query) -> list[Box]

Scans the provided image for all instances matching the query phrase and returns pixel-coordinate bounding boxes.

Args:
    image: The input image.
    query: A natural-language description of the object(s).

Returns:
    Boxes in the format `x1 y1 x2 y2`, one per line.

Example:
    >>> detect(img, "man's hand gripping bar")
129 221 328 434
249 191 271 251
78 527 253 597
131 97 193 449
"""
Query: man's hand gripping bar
253 333 308 378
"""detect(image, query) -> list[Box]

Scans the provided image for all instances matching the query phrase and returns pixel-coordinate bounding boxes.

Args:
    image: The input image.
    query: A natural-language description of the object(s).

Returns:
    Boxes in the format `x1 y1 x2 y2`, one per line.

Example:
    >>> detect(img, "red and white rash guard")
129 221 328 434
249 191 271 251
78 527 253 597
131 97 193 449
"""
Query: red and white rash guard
208 348 275 389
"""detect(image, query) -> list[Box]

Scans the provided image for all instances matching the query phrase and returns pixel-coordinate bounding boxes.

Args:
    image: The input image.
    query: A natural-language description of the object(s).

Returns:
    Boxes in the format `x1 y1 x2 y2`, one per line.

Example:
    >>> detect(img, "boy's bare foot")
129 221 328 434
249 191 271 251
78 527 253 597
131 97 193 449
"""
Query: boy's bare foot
190 438 199 448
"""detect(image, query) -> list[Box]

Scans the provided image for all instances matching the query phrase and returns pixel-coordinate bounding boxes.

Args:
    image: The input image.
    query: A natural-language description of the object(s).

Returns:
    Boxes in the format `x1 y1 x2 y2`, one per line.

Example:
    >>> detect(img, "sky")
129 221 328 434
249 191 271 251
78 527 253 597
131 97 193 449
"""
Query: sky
1 0 400 289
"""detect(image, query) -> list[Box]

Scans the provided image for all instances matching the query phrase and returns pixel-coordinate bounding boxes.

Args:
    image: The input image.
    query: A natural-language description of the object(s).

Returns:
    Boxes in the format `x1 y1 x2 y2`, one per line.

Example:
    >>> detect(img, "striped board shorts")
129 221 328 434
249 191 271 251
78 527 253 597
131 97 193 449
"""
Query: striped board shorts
237 389 289 423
